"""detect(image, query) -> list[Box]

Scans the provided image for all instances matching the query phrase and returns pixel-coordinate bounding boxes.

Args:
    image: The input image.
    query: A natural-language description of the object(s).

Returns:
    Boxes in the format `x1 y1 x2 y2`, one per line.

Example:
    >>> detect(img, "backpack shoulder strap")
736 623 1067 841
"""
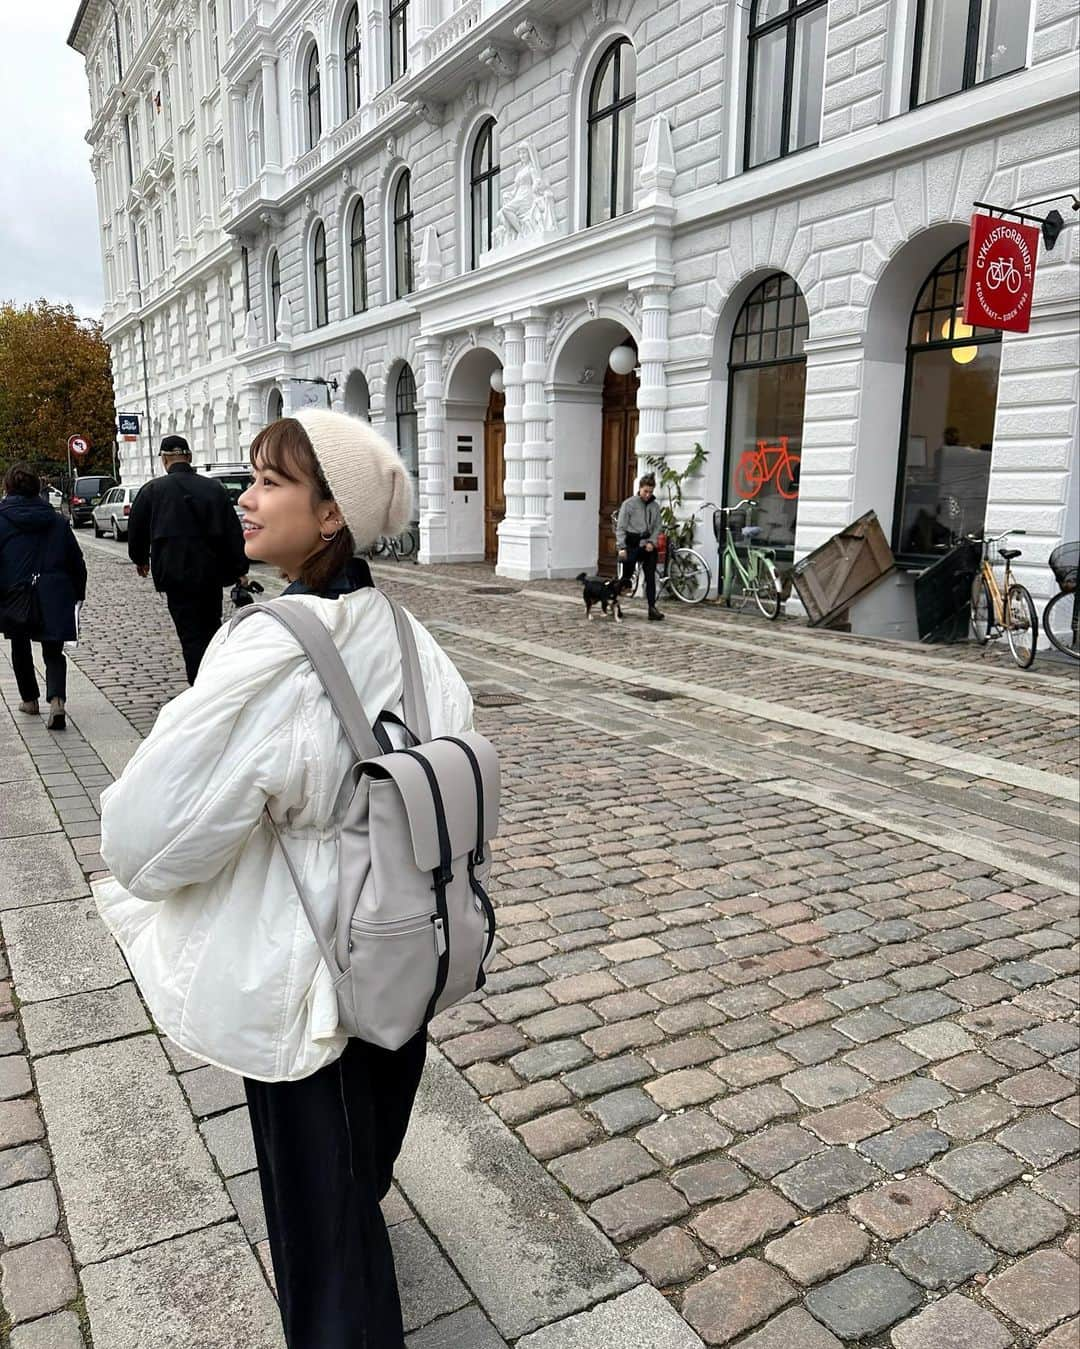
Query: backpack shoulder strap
230 598 383 762
384 596 432 743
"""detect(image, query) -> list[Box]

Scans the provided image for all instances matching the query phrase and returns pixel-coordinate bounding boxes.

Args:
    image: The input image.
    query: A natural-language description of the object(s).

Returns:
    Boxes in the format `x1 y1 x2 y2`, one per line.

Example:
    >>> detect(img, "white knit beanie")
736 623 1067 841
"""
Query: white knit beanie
291 409 413 552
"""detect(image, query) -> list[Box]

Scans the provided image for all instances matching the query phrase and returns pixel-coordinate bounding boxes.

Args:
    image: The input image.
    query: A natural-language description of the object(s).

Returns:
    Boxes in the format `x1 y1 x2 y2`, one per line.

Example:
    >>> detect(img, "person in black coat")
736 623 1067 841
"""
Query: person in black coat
127 435 248 684
0 463 87 730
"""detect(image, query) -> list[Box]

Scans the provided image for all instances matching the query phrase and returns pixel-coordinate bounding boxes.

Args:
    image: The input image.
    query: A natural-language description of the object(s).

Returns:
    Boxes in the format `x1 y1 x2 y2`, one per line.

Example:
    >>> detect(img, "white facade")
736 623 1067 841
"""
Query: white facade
70 0 1080 632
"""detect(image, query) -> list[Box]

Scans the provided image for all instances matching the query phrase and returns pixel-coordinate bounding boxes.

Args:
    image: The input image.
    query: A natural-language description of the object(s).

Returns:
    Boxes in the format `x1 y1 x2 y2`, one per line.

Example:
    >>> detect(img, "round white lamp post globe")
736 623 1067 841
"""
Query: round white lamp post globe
608 344 637 376
489 369 505 393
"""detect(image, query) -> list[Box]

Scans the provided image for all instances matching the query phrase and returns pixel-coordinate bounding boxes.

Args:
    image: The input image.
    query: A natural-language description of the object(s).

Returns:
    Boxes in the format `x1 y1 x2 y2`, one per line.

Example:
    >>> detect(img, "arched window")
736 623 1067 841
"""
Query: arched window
312 221 329 328
123 7 134 64
395 365 419 521
469 118 499 268
349 200 367 314
587 39 636 227
268 249 281 340
745 0 827 171
723 273 809 553
895 243 1001 556
207 0 220 79
251 91 265 176
389 0 409 83
393 171 413 299
911 0 1031 108
306 46 322 149
344 4 363 120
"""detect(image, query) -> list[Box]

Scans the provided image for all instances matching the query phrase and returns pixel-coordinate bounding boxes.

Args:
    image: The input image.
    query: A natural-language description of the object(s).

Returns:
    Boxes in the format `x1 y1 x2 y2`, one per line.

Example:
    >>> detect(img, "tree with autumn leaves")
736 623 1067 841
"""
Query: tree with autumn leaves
0 300 117 484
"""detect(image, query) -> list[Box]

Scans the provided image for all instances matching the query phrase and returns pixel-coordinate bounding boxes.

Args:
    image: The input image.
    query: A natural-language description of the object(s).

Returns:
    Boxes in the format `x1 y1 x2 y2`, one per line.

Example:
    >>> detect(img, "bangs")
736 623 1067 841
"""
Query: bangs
249 418 319 486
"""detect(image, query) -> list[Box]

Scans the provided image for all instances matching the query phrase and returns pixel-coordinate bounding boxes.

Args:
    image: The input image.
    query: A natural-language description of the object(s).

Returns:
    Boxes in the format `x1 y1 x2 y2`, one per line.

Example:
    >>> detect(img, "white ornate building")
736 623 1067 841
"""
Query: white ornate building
69 0 1079 634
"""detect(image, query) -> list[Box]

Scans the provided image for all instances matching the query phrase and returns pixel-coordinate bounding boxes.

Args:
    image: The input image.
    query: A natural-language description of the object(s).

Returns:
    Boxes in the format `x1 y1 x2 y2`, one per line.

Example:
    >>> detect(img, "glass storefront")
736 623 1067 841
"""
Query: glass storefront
895 244 1001 556
724 273 808 553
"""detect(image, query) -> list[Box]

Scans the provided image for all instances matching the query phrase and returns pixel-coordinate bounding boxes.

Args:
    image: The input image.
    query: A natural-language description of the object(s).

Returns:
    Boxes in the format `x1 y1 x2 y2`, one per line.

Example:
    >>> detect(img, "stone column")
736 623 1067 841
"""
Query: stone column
228 88 247 187
260 57 281 168
495 317 551 579
521 312 551 526
416 334 448 563
632 285 672 473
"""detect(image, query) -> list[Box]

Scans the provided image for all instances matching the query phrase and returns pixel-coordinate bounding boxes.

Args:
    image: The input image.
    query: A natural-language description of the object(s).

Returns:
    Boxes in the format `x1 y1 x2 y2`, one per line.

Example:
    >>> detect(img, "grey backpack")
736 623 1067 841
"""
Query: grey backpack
230 595 498 1050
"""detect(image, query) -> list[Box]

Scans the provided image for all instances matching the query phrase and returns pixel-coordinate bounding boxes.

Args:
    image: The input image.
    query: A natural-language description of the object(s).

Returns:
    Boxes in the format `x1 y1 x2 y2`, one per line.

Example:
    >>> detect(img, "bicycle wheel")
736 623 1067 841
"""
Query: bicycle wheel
1004 584 1038 669
734 454 762 499
667 549 710 603
751 556 782 620
398 526 417 558
1043 589 1080 660
970 576 993 645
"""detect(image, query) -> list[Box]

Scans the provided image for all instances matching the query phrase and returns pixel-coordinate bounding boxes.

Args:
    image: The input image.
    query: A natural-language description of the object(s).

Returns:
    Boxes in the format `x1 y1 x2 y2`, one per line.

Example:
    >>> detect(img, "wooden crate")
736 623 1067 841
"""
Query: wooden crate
792 511 895 628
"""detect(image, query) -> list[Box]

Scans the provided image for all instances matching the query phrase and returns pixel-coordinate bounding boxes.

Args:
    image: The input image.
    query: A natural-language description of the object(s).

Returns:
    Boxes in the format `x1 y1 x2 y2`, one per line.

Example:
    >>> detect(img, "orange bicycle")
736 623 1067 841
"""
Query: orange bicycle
734 436 800 500
970 529 1038 669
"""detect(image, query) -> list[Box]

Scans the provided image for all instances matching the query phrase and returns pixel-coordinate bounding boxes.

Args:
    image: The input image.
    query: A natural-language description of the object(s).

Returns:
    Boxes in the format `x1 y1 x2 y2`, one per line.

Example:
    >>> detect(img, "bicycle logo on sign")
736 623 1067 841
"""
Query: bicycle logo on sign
735 436 800 501
985 257 1022 294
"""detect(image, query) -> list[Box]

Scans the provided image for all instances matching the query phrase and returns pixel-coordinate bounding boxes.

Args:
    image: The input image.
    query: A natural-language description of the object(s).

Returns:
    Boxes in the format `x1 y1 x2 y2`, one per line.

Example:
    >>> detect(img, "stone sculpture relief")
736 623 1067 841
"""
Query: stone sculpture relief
491 140 557 249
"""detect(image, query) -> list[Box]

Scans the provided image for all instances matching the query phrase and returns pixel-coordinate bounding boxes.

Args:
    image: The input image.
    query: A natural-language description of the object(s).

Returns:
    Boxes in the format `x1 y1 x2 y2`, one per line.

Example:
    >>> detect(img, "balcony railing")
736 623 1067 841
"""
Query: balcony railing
422 0 483 63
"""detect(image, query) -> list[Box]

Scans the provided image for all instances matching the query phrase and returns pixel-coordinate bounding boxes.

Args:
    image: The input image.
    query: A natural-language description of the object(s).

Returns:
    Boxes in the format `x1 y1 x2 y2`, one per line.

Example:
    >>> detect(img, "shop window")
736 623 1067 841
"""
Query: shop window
306 46 322 149
587 39 636 226
723 273 808 554
912 0 1031 108
344 4 362 119
349 199 367 314
390 0 409 83
469 117 499 268
393 170 413 298
745 0 827 171
395 365 419 522
312 221 329 328
895 243 1001 556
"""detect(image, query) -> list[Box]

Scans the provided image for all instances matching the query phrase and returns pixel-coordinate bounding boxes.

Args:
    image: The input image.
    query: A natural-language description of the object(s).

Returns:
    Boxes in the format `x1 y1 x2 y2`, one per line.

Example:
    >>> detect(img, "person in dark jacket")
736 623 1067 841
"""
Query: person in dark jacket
0 463 87 730
127 435 248 684
616 472 665 621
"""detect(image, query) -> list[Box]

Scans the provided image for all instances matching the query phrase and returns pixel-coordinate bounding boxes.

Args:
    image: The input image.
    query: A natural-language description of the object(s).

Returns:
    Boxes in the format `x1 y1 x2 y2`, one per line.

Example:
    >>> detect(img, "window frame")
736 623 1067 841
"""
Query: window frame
349 199 368 314
268 249 281 340
312 220 329 328
893 241 1002 559
344 3 363 119
389 0 409 84
909 0 1030 109
743 0 828 172
306 45 322 149
393 170 414 299
469 117 499 269
586 38 636 228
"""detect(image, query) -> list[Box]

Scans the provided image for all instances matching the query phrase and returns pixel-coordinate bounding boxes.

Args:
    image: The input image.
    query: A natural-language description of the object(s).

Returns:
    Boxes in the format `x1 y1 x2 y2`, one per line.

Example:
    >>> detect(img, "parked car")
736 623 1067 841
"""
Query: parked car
92 484 139 539
68 474 117 526
199 464 253 521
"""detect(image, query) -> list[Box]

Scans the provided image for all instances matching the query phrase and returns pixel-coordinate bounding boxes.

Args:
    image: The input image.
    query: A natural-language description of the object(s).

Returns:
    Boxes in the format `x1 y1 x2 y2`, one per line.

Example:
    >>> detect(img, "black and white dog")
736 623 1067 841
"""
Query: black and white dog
576 572 625 622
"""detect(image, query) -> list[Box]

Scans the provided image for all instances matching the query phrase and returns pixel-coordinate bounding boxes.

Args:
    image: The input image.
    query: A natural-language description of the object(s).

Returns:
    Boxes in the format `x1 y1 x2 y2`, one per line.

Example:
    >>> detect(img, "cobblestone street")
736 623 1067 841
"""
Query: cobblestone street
1 536 1077 1348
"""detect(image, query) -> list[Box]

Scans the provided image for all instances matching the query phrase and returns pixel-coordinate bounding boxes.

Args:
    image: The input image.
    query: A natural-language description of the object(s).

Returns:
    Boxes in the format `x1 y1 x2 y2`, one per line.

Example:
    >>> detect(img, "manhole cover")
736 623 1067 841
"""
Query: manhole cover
626 688 679 702
475 692 524 707
470 586 519 595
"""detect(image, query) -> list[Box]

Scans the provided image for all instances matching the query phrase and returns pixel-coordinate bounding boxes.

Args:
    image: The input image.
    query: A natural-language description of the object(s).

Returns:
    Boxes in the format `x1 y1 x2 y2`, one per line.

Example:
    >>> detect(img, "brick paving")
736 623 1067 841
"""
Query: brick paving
1 536 1077 1346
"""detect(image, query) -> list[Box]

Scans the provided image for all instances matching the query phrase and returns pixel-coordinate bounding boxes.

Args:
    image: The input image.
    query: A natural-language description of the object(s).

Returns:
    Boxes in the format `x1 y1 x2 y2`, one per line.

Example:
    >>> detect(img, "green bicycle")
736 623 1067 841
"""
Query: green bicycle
704 499 783 620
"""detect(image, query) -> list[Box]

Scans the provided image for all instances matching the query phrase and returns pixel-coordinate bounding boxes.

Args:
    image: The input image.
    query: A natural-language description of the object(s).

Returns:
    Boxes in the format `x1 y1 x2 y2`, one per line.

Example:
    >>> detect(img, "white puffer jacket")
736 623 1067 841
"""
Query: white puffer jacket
93 589 473 1082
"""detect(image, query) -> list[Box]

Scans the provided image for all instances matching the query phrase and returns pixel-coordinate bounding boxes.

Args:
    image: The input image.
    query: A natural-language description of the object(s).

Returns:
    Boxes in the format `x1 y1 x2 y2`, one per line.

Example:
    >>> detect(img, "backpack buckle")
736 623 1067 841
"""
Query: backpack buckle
433 865 454 889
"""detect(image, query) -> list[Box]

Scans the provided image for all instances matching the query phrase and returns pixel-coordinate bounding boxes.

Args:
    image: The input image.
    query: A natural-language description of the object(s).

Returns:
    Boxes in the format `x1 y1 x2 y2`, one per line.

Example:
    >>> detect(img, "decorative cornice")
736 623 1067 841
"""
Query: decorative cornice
513 19 555 54
478 44 518 80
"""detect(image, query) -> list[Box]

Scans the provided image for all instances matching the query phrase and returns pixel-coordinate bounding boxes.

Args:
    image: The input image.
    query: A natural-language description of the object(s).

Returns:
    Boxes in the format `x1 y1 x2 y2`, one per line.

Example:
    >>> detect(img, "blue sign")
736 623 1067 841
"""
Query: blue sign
118 413 140 435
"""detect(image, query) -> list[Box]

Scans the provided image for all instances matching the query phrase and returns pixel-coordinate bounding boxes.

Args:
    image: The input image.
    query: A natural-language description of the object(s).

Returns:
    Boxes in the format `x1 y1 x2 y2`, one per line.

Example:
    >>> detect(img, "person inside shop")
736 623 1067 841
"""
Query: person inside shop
126 435 249 683
616 471 665 620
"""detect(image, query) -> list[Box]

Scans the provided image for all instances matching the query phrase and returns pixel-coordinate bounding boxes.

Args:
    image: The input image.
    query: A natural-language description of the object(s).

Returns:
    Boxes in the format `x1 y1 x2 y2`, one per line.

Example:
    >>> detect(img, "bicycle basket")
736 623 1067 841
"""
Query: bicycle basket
1049 541 1079 593
714 507 746 541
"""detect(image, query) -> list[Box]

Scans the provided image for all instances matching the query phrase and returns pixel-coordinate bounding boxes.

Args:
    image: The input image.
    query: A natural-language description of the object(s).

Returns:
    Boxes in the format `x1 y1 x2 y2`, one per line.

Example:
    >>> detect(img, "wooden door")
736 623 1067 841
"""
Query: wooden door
598 365 640 575
484 388 505 562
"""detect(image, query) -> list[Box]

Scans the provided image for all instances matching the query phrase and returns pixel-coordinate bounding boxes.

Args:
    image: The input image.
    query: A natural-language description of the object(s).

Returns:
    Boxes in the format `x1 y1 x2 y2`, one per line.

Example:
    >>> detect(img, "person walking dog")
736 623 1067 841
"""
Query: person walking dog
126 435 248 684
0 463 86 730
94 412 473 1349
616 471 665 620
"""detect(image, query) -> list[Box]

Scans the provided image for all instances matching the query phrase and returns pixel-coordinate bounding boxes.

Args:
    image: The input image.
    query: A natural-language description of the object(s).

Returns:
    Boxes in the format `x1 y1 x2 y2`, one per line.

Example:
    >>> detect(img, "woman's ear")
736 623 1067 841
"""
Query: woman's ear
317 499 345 533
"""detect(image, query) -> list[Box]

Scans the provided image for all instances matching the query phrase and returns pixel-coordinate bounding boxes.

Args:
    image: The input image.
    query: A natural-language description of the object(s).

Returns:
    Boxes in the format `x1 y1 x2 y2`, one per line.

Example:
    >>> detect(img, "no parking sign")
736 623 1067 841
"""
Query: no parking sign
68 435 89 459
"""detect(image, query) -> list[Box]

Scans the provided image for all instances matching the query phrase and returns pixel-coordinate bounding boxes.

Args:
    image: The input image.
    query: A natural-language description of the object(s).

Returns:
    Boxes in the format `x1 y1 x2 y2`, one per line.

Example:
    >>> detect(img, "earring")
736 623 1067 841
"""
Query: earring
320 529 340 542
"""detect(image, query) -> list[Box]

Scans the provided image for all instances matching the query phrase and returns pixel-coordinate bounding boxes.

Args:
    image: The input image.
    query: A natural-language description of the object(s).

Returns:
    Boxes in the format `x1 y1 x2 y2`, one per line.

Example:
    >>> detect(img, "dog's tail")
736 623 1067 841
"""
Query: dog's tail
575 572 587 582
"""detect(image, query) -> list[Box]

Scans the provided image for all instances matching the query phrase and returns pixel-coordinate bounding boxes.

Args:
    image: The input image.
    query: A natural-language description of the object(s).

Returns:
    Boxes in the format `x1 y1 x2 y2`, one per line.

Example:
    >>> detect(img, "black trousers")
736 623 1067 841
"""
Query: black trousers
9 637 66 702
244 1032 427 1349
621 534 658 607
165 587 222 684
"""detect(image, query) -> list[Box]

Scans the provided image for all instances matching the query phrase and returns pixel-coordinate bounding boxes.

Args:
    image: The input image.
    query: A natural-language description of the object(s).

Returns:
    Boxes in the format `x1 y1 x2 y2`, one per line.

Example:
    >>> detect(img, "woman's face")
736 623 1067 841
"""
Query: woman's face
237 449 342 580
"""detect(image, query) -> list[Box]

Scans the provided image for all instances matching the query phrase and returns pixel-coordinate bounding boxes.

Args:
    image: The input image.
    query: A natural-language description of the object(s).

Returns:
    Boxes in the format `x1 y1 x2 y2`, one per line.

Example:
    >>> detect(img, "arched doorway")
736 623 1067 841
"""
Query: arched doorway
267 387 283 422
895 243 1001 556
343 368 370 419
443 346 503 561
723 273 808 556
484 387 505 561
599 354 639 574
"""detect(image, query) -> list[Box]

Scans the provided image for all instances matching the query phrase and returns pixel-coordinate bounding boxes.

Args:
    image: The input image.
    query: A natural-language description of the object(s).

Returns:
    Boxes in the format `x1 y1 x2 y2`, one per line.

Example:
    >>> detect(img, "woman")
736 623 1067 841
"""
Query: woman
0 462 86 730
94 412 473 1348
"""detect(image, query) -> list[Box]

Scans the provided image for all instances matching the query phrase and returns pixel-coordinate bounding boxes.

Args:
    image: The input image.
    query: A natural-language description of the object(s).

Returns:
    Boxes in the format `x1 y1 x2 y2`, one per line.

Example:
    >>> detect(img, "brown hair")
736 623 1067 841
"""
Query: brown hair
2 463 41 498
249 418 355 592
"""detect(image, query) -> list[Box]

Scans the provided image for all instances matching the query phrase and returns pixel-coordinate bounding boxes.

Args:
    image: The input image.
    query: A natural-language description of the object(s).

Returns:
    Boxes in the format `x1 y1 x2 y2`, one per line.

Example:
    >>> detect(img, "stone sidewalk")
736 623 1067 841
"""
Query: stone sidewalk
0 538 1077 1348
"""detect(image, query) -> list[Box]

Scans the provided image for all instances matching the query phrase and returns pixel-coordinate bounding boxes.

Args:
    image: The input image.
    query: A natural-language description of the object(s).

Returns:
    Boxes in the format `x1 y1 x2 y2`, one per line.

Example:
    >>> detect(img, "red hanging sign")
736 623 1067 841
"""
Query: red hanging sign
963 213 1040 333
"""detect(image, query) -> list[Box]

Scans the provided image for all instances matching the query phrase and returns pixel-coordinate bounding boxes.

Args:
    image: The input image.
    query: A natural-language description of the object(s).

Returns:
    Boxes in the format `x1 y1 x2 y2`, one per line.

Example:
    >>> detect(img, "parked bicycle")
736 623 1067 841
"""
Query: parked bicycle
1043 540 1079 661
610 511 710 604
970 529 1038 669
370 525 419 563
703 499 783 619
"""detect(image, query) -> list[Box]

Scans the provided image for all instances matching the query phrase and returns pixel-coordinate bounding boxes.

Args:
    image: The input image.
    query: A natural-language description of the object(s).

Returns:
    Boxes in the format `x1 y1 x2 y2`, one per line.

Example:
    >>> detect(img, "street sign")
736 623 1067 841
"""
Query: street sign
68 435 90 458
963 213 1040 333
118 413 140 439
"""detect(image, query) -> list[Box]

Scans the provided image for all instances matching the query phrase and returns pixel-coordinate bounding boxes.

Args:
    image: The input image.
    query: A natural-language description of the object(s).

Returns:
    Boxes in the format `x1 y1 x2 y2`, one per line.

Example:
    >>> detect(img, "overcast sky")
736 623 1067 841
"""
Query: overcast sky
0 10 104 319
